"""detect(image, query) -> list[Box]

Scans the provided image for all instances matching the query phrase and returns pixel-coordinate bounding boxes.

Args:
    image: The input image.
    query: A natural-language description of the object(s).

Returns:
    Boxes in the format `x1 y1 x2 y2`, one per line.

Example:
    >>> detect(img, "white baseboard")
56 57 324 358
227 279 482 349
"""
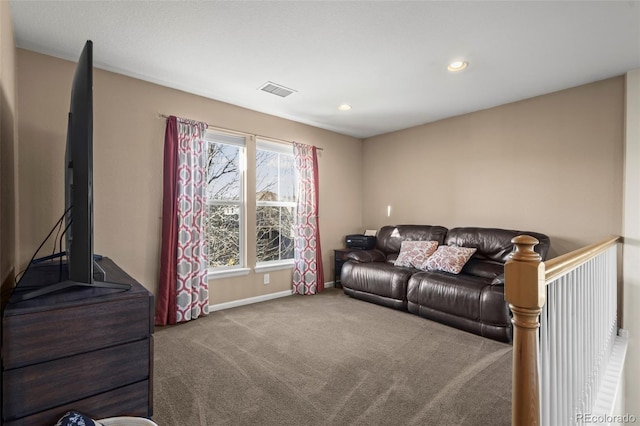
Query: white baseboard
209 281 337 312
209 290 293 312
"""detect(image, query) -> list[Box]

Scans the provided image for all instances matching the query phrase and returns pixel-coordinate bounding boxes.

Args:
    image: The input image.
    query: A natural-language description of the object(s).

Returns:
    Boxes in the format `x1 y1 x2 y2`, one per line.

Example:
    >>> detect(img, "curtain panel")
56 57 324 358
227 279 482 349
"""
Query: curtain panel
156 116 209 325
292 142 324 295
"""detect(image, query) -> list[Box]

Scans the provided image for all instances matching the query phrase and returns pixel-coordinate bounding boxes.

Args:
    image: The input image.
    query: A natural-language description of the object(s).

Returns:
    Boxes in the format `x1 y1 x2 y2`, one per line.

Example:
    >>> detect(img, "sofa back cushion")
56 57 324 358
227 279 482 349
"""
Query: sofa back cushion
445 227 551 263
376 225 448 257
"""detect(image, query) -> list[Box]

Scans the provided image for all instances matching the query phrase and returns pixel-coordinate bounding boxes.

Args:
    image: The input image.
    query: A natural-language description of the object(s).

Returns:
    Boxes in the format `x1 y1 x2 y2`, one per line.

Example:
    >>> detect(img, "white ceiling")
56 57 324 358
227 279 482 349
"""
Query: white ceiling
9 1 640 139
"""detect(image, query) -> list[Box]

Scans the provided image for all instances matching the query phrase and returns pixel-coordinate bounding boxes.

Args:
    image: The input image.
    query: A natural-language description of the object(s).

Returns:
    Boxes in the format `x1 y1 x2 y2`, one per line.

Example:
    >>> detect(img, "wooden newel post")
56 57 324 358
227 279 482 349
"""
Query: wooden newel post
505 235 545 426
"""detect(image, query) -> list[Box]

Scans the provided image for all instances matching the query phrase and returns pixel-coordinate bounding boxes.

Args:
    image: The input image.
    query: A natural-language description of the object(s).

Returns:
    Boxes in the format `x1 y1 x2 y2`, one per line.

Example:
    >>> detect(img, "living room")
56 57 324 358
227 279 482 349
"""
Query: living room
1 1 639 425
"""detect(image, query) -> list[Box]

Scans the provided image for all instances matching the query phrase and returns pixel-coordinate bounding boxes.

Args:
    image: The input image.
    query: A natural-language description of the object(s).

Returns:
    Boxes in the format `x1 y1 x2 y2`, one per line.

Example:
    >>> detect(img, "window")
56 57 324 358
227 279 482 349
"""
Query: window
256 139 297 265
205 131 246 271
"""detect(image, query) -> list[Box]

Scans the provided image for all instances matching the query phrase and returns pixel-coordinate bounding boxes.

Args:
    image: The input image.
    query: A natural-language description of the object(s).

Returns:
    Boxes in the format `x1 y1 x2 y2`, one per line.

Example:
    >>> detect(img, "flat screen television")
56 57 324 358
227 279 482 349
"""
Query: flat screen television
65 39 95 283
14 40 130 301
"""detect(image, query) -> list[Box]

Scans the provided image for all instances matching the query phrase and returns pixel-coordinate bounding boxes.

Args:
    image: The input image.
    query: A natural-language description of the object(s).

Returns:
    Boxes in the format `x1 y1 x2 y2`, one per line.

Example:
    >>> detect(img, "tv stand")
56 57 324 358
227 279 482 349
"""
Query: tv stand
10 258 132 302
2 257 153 425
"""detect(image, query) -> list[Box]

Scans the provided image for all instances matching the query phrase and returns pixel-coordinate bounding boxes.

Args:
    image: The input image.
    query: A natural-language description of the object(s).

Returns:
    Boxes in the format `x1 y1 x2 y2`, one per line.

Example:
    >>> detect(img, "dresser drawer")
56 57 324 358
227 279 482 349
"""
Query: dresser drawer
2 294 150 369
3 380 150 426
3 338 150 420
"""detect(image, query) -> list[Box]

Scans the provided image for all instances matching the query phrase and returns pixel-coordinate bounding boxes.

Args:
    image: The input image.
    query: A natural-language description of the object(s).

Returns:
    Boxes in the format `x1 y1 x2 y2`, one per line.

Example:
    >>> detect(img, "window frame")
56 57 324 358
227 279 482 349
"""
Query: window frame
204 130 248 277
255 138 297 270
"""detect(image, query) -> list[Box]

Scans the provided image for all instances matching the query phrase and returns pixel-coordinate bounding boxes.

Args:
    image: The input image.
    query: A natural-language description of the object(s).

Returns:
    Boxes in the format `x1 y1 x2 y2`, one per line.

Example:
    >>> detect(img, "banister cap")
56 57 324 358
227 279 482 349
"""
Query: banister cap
509 235 542 262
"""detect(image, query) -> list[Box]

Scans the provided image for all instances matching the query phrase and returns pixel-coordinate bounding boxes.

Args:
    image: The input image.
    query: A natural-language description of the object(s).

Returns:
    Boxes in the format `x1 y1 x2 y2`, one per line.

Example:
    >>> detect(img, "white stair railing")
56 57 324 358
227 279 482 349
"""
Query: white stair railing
540 244 618 425
505 236 626 426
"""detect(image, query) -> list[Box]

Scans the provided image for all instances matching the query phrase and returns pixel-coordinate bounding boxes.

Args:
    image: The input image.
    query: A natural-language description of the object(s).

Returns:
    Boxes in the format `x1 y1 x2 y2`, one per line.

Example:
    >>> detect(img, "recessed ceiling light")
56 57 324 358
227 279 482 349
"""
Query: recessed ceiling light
447 61 469 72
338 104 352 111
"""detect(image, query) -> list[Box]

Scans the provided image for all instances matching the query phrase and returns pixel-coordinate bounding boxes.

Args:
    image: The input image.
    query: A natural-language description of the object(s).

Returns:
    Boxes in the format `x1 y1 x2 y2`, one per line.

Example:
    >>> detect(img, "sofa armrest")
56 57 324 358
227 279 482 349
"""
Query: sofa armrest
490 273 505 286
346 249 386 263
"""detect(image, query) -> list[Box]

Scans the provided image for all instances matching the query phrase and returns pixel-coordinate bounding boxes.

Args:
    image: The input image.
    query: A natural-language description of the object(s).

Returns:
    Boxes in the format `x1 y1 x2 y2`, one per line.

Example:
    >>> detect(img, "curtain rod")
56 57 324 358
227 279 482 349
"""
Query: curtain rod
159 114 323 151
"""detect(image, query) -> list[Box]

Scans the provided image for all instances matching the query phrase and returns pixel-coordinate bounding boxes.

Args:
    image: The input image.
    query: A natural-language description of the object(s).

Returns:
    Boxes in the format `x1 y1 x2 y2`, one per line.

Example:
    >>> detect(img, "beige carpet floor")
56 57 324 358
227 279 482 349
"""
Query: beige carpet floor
152 288 512 426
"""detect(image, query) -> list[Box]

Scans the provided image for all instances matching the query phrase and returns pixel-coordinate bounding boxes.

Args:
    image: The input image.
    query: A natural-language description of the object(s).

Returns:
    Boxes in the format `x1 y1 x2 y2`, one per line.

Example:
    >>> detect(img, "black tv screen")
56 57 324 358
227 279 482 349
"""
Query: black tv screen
11 40 131 302
65 40 94 284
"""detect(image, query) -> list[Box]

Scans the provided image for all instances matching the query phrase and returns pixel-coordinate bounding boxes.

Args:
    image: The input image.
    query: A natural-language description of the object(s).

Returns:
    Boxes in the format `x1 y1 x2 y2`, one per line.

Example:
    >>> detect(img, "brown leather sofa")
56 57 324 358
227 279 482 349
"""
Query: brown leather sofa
340 225 550 342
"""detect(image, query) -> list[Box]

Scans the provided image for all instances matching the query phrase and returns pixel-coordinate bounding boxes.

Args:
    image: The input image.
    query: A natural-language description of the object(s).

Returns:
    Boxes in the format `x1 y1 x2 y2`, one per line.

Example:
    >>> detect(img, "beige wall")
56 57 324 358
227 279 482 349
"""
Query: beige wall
1 0 17 294
362 77 625 257
623 69 640 414
16 49 363 303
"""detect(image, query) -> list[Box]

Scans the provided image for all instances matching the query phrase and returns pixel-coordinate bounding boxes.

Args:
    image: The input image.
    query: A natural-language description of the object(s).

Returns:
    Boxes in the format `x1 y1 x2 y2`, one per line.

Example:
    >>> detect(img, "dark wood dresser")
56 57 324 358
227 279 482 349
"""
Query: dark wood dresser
1 258 154 426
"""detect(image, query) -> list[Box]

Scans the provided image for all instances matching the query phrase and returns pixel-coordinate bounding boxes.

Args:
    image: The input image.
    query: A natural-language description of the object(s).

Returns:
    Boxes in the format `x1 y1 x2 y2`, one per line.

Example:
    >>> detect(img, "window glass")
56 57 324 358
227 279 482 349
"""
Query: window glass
256 140 296 264
207 143 241 201
205 132 245 269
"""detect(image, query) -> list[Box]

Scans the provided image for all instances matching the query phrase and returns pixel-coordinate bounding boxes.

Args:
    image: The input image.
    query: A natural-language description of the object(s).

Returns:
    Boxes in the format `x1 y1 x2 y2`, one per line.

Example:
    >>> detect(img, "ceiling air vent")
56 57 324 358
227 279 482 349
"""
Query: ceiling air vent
258 81 297 98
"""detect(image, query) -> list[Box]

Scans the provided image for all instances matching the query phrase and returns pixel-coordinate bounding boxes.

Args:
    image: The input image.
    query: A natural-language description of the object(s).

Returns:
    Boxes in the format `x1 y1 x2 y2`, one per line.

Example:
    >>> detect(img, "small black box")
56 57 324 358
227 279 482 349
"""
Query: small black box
345 234 377 250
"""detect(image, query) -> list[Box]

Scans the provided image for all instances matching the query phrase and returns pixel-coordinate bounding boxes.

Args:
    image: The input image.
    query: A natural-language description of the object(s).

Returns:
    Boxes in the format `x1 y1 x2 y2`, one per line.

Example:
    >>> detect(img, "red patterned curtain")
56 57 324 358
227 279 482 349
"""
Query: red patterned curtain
156 116 209 325
292 142 324 295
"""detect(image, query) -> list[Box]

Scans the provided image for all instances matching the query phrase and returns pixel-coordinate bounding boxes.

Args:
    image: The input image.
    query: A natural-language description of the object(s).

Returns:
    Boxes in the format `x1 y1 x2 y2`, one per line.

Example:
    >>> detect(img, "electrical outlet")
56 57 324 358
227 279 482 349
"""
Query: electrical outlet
263 273 270 285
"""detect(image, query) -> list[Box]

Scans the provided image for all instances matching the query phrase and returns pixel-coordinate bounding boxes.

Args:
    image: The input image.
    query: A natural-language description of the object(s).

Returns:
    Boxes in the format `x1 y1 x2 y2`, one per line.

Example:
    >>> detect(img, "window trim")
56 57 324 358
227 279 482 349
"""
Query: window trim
254 260 294 273
208 267 251 279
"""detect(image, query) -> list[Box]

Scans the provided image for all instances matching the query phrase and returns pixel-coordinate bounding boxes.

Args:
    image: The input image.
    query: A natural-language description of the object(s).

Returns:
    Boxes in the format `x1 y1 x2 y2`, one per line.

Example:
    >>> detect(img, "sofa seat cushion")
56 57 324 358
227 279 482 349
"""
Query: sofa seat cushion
461 258 504 279
407 272 511 327
341 261 415 301
407 272 492 321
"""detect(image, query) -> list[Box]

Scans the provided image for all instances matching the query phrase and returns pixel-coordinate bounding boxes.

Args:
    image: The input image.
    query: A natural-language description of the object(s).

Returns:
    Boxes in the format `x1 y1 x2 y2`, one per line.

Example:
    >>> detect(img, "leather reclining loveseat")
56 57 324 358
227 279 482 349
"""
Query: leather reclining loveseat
340 225 550 342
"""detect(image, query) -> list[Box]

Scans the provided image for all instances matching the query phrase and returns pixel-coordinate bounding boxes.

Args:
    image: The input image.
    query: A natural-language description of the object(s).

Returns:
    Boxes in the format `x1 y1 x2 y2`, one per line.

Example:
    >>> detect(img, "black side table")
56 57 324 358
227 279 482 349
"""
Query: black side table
334 248 358 288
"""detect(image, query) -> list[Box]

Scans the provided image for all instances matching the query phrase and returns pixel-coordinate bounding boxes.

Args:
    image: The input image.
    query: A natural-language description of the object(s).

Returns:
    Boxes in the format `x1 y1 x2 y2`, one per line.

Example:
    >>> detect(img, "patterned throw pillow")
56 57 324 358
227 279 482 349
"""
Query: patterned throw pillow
55 411 104 426
394 240 439 268
422 246 477 274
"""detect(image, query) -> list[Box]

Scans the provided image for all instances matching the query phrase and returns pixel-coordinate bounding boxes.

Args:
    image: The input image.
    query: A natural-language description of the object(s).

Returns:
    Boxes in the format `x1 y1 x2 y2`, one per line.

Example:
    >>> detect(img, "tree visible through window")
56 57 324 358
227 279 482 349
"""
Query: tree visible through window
204 133 297 271
256 140 296 264
205 132 245 269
